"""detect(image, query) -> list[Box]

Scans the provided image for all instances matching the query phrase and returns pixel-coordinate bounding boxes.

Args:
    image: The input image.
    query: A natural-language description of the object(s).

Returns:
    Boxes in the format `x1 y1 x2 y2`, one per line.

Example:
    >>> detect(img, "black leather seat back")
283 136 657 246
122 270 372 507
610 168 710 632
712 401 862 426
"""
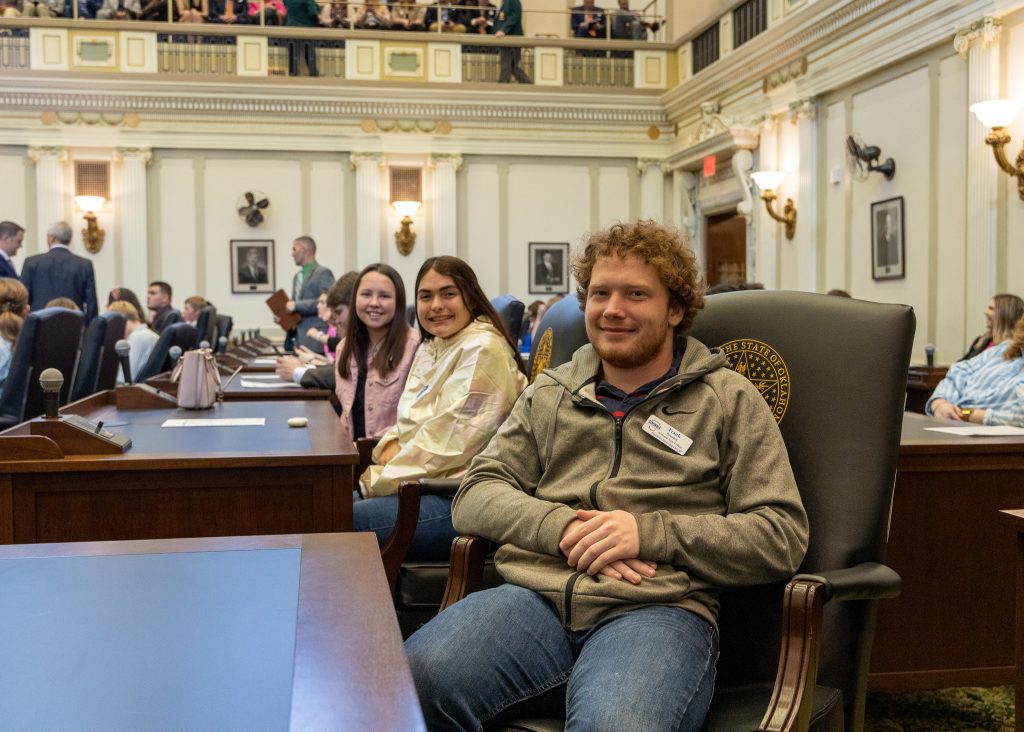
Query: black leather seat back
194 306 217 347
215 314 233 350
0 307 86 427
135 322 198 382
71 311 126 402
688 290 914 729
490 295 525 345
527 296 587 381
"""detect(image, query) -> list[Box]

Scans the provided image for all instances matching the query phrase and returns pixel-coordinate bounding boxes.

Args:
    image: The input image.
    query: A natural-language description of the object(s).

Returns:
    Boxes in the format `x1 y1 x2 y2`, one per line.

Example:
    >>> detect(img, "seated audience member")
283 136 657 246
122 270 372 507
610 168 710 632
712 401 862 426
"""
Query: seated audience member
335 264 420 439
107 287 148 326
146 281 182 334
405 220 808 731
96 0 142 19
76 0 104 17
247 0 284 24
176 0 208 22
108 301 160 384
319 0 347 27
45 297 80 310
182 295 207 325
609 0 659 40
519 298 545 354
208 0 249 22
352 0 388 28
927 316 1024 427
571 0 605 38
354 255 528 560
426 0 465 32
22 0 64 16
961 293 1024 361
278 270 359 385
461 0 495 34
388 0 424 30
0 278 29 395
1 0 22 17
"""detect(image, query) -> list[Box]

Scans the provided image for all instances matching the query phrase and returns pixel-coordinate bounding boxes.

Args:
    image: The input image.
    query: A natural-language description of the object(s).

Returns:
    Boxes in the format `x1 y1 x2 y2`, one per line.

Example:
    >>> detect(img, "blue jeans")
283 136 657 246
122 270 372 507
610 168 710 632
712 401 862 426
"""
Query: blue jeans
353 494 457 562
405 584 718 731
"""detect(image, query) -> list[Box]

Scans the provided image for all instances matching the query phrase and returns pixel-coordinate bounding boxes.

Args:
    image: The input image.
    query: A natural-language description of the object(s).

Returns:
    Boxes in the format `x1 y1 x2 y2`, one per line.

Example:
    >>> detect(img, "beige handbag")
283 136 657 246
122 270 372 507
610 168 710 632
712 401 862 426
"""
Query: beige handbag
171 348 222 409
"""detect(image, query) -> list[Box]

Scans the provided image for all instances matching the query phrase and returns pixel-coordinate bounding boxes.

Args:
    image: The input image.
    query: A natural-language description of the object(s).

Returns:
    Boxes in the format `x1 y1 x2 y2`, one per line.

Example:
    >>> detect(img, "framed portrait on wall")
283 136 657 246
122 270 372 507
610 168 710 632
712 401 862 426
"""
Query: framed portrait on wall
871 197 905 281
529 242 570 295
231 240 275 294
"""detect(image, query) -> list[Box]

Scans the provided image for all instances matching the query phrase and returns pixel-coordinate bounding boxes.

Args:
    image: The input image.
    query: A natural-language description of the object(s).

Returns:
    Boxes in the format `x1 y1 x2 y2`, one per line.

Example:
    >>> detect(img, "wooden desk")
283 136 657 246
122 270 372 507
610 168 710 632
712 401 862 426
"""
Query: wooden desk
1000 509 1024 731
0 533 425 731
905 365 947 413
0 391 357 544
148 371 332 401
868 412 1024 691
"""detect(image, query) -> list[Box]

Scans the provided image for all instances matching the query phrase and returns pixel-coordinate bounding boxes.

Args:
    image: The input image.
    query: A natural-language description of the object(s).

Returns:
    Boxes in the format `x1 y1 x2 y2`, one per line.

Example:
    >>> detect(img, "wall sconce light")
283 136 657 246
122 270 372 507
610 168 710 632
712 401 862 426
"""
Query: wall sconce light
970 99 1024 200
74 195 106 254
750 171 796 239
393 200 421 256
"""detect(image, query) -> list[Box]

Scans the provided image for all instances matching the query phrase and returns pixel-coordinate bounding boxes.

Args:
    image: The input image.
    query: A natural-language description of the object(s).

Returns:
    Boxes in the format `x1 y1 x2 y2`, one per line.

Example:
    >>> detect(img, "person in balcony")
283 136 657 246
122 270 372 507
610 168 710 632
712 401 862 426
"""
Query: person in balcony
609 0 660 40
571 0 605 39
352 0 388 29
209 0 251 24
462 0 496 35
388 0 424 31
284 0 322 76
425 0 465 33
494 0 529 83
247 0 284 24
21 0 64 17
176 0 208 23
96 0 141 19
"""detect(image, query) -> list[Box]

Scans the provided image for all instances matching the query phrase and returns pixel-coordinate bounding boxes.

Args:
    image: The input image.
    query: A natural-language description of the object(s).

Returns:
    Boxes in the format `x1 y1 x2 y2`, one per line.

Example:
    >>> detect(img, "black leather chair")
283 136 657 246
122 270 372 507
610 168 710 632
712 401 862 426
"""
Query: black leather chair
70 311 126 402
134 323 198 382
429 290 915 732
0 307 86 428
382 294 592 637
194 305 218 348
215 314 233 350
490 294 525 344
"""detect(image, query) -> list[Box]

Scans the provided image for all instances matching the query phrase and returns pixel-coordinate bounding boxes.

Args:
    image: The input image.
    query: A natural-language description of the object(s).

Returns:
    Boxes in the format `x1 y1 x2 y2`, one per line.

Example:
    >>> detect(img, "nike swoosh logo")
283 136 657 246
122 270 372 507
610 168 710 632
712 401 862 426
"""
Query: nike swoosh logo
661 406 696 416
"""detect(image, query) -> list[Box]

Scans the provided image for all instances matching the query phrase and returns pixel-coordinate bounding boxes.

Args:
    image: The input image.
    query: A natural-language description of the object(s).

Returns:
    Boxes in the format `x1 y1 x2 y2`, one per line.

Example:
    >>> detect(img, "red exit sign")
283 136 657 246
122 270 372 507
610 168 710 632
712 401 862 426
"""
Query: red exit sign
703 155 717 178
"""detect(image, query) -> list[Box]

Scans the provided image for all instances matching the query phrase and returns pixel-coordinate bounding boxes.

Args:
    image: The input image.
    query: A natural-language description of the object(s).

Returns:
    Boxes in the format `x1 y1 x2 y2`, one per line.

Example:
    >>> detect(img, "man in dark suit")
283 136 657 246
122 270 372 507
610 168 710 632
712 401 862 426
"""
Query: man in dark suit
238 247 268 284
494 0 530 83
0 221 25 280
146 280 183 334
571 0 605 38
535 251 561 285
20 221 98 322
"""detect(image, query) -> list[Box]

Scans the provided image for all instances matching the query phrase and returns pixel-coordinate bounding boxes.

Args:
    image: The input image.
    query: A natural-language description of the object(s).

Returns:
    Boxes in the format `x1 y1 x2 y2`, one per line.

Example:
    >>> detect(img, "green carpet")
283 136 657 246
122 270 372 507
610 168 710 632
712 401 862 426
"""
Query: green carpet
865 686 1015 731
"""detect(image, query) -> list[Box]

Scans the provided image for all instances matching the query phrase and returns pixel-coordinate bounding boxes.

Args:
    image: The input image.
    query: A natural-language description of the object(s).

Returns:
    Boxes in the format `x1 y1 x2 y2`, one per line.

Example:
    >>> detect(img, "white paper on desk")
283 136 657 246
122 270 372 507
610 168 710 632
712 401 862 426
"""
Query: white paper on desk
162 418 267 427
239 374 283 381
239 379 301 389
251 358 278 365
925 425 1024 436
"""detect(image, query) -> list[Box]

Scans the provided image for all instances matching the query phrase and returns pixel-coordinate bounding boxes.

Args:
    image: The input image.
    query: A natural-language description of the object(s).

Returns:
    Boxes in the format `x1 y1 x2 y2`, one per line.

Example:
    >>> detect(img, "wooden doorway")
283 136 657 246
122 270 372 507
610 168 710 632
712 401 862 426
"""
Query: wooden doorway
705 211 747 287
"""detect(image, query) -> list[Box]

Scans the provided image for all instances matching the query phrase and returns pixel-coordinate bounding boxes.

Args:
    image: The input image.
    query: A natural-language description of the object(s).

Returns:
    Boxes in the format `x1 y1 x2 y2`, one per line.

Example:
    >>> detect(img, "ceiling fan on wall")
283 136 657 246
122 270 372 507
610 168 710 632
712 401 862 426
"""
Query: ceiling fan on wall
236 191 270 227
846 135 896 182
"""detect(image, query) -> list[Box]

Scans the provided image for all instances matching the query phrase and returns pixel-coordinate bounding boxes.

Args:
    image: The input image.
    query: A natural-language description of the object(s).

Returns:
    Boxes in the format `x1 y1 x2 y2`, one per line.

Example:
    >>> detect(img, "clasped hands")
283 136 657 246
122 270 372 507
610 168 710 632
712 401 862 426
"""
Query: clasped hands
559 509 656 585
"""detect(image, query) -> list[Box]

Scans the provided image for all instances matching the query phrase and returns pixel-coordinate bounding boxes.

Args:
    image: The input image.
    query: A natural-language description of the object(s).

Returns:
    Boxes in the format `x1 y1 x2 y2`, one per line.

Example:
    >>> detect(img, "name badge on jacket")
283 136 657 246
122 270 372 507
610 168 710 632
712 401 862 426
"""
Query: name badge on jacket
642 415 693 456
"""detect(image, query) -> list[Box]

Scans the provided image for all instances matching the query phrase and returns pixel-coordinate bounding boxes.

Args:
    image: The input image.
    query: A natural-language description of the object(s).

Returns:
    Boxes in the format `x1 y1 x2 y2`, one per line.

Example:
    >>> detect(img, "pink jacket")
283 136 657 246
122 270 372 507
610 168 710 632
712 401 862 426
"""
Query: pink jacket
335 328 420 439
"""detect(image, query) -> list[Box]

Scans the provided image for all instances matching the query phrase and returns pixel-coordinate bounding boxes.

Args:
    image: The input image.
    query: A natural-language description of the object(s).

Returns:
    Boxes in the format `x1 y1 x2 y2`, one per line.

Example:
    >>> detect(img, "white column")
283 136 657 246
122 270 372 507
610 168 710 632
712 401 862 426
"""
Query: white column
732 149 757 284
28 146 67 248
755 115 780 289
351 152 385 266
674 169 701 266
429 154 461 258
116 148 152 284
637 159 665 222
790 98 818 292
955 17 1001 325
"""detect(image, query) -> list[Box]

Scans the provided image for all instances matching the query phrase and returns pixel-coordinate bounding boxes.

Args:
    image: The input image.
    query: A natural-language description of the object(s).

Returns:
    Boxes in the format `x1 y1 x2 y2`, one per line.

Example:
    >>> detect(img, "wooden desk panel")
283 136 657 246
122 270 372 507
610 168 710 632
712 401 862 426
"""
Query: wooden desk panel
0 533 425 731
905 365 947 414
0 392 357 544
868 412 1024 691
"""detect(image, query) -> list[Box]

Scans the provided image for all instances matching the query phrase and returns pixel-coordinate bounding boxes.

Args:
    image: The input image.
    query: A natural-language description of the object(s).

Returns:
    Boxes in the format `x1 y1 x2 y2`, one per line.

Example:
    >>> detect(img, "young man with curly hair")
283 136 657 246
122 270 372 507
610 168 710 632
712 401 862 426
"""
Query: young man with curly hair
405 220 808 732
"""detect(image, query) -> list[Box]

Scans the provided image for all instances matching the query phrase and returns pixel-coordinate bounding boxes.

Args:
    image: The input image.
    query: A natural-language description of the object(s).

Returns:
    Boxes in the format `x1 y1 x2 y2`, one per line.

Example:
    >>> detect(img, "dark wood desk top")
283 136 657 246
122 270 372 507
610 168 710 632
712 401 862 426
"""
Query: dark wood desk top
901 411 1024 455
147 370 332 401
0 533 425 731
0 391 355 472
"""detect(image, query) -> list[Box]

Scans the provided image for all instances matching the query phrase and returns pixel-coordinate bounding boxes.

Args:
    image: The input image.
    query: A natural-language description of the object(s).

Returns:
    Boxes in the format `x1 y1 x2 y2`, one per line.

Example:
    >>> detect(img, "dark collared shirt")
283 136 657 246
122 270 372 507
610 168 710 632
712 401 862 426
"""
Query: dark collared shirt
594 343 685 418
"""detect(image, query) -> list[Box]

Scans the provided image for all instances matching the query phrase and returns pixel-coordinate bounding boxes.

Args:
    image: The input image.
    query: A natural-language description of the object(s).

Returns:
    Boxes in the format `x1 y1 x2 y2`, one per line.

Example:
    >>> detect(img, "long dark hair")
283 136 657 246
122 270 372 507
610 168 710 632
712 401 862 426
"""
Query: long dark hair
337 264 411 380
414 256 527 375
108 287 148 326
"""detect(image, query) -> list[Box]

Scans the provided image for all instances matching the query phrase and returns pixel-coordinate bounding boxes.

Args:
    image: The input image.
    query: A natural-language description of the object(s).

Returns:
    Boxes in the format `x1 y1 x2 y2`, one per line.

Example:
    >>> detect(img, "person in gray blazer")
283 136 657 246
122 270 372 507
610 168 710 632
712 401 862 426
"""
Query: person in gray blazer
283 236 334 351
20 221 98 323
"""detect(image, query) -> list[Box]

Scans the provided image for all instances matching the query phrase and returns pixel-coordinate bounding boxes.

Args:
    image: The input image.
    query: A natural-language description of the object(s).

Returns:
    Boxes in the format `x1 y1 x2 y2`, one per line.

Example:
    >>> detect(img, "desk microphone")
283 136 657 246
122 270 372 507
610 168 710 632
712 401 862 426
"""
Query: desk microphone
115 339 133 385
40 368 63 419
169 345 183 363
217 336 227 353
925 343 935 368
199 340 210 350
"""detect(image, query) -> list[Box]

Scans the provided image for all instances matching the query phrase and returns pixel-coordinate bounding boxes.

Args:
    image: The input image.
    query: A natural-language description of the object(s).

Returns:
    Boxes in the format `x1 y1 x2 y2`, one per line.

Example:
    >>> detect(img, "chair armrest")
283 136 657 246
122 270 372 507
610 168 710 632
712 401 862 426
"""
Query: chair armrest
439 535 489 613
793 562 901 603
418 478 461 497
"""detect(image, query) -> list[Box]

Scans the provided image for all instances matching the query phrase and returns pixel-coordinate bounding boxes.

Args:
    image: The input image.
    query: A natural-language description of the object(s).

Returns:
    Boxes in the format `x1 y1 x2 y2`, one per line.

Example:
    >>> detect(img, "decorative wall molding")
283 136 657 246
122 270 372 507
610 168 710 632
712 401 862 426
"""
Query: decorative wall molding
763 57 808 93
428 153 463 172
788 97 817 124
26 145 67 164
953 15 1002 58
115 147 153 165
359 119 453 134
350 151 386 170
40 111 140 127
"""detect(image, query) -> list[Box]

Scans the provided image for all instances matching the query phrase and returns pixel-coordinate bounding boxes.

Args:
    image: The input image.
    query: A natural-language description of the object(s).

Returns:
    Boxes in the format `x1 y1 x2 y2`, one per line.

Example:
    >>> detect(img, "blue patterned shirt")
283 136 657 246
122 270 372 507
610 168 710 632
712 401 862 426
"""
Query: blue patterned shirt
926 340 1024 426
0 337 12 396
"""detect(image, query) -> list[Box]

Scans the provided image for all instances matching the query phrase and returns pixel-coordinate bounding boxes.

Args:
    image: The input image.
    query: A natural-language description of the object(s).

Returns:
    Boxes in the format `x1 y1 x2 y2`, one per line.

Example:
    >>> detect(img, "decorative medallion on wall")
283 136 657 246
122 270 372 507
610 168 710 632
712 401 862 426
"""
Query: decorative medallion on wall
236 191 270 227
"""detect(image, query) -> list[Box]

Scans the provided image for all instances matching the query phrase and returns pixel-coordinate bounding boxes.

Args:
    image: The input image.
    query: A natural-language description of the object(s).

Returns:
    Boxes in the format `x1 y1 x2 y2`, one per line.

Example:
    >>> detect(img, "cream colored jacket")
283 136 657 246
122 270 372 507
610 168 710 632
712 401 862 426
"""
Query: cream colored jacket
363 318 527 497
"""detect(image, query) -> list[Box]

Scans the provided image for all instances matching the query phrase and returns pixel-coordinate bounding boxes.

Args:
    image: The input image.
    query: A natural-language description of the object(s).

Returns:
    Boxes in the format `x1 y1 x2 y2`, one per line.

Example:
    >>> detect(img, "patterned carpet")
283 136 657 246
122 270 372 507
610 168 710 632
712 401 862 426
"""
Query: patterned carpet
865 686 1015 731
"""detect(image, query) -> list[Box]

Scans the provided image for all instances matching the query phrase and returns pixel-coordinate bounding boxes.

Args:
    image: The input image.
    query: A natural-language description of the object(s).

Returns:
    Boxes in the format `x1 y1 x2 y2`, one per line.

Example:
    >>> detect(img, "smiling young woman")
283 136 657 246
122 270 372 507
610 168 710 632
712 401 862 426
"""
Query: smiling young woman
354 256 528 561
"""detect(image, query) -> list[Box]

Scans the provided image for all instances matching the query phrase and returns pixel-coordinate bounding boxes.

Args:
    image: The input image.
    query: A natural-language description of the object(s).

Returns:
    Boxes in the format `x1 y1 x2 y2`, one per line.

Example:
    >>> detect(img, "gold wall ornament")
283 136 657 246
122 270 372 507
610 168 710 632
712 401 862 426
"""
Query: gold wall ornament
394 214 416 256
749 171 797 240
81 211 105 254
969 100 1024 201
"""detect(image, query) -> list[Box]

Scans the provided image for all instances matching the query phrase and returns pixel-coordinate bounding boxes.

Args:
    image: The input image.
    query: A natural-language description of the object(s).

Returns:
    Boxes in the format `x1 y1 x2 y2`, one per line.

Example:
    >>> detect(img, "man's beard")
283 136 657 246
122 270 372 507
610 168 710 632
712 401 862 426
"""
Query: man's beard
590 321 672 370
